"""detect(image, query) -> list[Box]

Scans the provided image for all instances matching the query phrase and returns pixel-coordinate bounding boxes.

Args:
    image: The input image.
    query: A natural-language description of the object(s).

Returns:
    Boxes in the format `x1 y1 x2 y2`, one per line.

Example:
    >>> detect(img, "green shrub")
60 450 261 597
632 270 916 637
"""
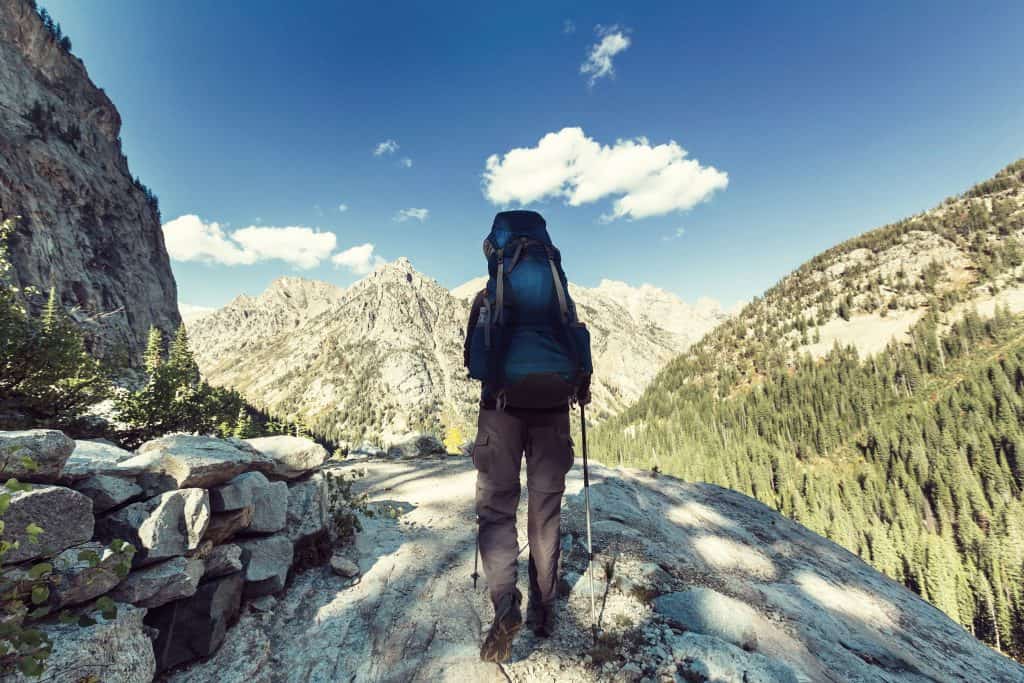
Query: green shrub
0 219 110 430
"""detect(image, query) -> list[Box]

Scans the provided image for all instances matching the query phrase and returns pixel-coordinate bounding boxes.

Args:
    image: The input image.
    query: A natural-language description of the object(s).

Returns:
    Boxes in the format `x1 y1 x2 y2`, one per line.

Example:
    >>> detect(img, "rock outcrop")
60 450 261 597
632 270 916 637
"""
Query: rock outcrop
176 457 1024 683
0 0 180 361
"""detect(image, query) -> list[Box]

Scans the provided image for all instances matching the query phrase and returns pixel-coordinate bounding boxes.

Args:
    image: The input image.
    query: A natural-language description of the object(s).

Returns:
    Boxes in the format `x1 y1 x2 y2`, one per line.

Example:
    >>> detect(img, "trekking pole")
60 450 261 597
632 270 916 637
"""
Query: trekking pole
580 403 598 643
472 517 481 589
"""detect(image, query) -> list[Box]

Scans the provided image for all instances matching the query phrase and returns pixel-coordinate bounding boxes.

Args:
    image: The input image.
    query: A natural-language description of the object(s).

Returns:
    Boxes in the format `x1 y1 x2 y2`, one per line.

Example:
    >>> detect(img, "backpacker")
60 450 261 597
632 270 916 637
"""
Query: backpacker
465 210 593 409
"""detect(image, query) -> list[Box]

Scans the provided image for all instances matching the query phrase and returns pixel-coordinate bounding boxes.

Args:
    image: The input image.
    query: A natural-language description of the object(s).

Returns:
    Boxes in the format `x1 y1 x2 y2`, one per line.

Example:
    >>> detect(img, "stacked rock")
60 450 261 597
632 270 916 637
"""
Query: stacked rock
0 429 331 678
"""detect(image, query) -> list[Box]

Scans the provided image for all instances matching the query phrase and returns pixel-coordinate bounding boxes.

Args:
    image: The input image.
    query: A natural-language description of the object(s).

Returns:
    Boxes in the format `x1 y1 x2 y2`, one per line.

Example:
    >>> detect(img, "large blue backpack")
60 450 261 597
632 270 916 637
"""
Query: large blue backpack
466 210 593 409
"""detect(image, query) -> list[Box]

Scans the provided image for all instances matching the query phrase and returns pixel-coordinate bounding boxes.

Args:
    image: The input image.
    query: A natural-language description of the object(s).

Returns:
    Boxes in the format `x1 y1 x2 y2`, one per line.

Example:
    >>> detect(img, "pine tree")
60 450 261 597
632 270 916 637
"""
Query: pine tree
41 285 59 334
167 325 200 384
144 326 163 375
233 406 256 439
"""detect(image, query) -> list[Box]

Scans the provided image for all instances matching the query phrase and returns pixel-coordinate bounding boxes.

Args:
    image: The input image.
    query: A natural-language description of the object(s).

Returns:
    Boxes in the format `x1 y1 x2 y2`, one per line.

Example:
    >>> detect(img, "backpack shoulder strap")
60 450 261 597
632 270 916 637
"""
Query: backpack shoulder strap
545 246 570 324
494 247 505 324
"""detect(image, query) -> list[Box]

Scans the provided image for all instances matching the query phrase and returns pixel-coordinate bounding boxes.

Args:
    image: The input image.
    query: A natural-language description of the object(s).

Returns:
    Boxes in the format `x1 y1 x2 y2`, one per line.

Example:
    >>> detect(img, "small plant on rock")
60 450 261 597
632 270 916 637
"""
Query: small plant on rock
324 468 370 544
0 469 135 677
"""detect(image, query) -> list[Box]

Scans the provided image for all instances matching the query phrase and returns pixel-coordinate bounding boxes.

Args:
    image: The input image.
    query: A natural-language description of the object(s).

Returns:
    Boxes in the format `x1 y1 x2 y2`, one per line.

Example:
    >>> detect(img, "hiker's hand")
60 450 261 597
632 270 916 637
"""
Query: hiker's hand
577 375 592 406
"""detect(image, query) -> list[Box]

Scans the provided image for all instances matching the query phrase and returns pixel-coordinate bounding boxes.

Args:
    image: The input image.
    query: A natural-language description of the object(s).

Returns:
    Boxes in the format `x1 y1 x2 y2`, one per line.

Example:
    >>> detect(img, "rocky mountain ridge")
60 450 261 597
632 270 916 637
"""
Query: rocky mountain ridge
0 0 180 362
187 259 729 445
677 159 1024 389
177 455 1024 682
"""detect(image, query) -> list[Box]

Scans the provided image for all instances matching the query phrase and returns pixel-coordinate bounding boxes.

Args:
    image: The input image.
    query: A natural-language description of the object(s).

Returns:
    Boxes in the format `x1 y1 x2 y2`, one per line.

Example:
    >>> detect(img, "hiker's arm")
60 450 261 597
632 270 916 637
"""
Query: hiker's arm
464 289 485 368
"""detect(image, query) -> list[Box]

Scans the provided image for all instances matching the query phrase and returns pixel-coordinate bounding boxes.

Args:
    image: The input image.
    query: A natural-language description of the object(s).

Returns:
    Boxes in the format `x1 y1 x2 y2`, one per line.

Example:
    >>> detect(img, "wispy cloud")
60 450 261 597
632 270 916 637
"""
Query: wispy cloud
338 203 349 213
581 25 631 86
562 19 576 35
399 157 413 168
373 139 399 156
394 208 429 223
332 242 385 274
483 127 728 221
162 215 338 269
662 227 686 241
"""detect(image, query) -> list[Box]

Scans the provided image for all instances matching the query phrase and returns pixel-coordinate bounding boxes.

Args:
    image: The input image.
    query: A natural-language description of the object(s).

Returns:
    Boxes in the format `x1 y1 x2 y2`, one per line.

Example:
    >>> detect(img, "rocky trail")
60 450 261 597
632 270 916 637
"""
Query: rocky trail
175 457 1024 683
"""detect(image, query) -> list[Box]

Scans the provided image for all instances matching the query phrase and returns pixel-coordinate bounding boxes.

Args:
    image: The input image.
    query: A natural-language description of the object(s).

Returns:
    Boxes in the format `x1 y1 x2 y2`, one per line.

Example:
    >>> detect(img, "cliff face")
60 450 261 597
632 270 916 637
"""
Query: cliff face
0 0 179 362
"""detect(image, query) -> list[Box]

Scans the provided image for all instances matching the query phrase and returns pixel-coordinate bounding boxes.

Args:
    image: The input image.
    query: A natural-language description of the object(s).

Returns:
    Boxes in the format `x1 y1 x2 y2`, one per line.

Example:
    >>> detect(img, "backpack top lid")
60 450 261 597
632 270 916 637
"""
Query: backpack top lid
486 210 552 251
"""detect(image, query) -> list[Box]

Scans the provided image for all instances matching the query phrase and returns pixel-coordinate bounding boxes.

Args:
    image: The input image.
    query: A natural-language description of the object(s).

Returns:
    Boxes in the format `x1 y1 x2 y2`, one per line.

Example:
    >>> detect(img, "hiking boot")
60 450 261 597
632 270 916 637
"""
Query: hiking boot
526 600 556 638
480 589 522 663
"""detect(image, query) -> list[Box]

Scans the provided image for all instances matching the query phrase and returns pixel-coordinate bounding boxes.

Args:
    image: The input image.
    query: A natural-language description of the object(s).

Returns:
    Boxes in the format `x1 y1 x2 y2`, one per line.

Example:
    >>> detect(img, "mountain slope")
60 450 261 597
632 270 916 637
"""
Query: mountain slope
189 262 728 447
175 457 1024 682
594 159 1024 661
681 159 1024 389
189 259 478 445
0 0 180 361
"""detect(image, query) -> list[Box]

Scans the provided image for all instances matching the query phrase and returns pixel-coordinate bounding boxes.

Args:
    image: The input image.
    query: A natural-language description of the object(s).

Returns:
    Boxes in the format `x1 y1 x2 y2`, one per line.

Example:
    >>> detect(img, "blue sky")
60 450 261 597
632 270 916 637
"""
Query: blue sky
45 0 1024 311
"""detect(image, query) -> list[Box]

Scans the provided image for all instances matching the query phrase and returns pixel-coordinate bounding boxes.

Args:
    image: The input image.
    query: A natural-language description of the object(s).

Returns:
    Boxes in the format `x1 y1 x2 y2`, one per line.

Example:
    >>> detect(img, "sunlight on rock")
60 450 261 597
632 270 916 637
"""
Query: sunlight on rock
694 534 777 580
667 501 737 530
795 571 895 629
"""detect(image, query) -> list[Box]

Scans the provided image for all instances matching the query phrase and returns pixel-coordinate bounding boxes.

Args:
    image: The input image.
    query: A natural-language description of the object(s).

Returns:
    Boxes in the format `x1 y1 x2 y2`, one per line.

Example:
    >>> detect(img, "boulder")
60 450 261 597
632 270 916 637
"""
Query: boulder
74 474 144 513
237 534 293 598
0 429 75 484
346 442 385 459
244 435 329 479
123 434 272 494
15 604 155 683
226 472 288 534
329 552 359 578
284 473 327 544
48 541 133 609
204 506 254 545
95 488 210 566
145 572 245 672
204 543 243 579
110 556 205 608
386 433 446 459
2 485 93 564
60 439 140 482
209 476 255 512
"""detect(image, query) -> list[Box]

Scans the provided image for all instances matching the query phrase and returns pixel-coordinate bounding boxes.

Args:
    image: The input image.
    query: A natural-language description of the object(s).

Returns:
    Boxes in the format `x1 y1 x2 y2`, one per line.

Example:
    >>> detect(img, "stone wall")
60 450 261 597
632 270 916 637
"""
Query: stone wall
0 429 332 680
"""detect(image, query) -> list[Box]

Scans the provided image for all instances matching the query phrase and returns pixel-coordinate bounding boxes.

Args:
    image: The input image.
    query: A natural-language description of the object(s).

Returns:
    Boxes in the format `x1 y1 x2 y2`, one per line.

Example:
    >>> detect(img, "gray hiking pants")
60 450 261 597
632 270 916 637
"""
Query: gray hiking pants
472 407 574 607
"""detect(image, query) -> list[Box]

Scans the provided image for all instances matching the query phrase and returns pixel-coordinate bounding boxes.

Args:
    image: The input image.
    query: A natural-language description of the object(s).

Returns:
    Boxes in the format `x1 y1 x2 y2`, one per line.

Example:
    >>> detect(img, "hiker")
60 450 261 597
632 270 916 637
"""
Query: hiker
464 210 593 662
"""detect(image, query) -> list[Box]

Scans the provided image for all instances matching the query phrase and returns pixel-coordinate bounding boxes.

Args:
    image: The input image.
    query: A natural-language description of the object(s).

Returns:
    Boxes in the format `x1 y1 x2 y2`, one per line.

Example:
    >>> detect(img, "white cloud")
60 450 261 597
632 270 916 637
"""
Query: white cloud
331 243 385 274
338 203 349 213
482 127 728 221
231 226 337 269
374 139 399 156
662 227 687 241
563 19 576 34
581 26 631 86
394 208 429 223
179 302 215 322
162 215 337 269
399 157 413 168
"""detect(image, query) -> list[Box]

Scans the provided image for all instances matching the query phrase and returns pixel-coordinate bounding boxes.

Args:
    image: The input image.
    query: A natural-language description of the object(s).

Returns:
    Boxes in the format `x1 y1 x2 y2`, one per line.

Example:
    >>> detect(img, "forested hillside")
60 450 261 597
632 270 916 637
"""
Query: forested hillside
592 160 1024 661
